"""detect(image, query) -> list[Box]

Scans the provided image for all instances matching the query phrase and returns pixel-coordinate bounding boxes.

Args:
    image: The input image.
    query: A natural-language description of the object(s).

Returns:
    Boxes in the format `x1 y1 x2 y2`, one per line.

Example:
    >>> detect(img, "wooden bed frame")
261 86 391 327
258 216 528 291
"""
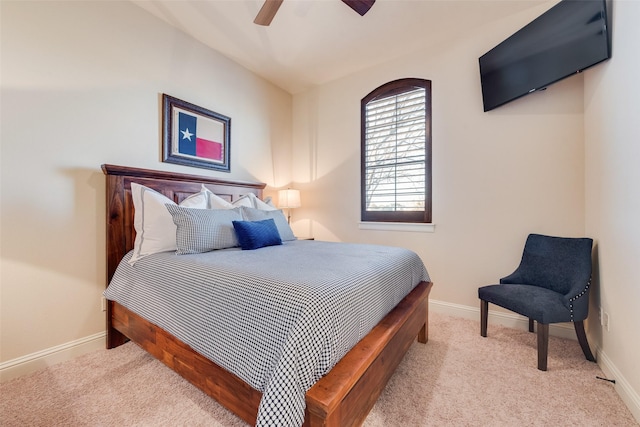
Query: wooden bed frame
102 164 433 426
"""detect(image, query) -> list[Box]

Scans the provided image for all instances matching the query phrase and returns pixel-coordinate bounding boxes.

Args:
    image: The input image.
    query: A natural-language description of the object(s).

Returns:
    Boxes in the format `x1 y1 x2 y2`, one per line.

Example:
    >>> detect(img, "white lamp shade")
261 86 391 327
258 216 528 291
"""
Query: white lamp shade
278 189 301 209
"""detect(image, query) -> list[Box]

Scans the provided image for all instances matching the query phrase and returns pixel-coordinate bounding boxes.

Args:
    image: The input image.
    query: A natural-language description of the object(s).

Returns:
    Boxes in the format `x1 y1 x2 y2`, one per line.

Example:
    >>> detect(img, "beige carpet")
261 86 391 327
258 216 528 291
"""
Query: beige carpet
1 313 637 426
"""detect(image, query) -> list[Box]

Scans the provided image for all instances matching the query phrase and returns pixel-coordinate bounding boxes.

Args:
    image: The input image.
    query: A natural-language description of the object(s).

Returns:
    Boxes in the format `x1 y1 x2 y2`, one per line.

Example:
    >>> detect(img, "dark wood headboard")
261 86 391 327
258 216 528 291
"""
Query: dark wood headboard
102 164 265 284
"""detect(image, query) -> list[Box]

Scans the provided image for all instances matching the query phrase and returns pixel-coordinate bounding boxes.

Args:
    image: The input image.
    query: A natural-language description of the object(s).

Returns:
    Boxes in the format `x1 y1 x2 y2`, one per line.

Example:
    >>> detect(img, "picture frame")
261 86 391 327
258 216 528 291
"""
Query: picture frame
162 94 231 172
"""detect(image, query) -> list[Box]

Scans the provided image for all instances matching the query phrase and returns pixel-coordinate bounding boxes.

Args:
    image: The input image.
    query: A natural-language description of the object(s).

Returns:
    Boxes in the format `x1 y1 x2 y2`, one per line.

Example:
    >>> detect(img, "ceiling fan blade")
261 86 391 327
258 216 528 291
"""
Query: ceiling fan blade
254 0 284 26
341 0 376 16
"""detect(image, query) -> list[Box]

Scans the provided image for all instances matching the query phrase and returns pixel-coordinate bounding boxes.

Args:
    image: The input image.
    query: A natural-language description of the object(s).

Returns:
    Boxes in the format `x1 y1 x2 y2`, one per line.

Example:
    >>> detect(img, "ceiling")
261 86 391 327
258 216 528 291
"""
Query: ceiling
132 0 548 94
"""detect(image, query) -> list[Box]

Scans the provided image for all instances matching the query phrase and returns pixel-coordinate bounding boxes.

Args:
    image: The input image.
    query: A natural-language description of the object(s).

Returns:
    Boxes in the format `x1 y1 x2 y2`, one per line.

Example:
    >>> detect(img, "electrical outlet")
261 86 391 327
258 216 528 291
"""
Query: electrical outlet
101 296 107 312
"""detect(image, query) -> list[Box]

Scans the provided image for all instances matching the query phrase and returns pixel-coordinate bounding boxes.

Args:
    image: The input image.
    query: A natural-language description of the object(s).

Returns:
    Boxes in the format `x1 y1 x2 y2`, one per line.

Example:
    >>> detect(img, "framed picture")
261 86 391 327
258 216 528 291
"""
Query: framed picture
162 94 231 172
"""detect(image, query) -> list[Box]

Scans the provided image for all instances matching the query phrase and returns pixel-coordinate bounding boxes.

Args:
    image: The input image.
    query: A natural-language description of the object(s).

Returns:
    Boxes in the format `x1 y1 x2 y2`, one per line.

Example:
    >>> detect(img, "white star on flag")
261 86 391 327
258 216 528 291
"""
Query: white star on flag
181 128 193 141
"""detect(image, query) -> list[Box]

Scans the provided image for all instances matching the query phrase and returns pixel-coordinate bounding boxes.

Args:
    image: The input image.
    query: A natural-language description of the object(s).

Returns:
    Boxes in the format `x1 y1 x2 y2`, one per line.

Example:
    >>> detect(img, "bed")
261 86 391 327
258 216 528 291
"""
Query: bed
102 164 433 426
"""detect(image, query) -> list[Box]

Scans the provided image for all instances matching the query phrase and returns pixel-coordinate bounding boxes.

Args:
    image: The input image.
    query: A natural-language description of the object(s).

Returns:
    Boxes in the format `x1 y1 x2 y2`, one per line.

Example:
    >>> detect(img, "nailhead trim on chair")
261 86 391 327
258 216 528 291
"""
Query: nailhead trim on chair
568 276 592 321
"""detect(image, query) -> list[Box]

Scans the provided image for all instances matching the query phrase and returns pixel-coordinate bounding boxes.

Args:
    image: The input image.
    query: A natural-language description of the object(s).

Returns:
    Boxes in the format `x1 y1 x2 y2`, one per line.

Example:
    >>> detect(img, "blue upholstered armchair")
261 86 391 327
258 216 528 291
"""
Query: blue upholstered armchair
478 234 595 371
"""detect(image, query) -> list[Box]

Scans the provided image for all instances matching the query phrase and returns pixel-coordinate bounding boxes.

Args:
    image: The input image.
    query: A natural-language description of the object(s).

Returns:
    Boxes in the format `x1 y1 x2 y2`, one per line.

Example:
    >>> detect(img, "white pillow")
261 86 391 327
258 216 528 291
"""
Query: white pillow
263 196 276 208
247 192 278 211
129 183 208 265
182 185 210 208
231 194 253 208
204 189 274 210
205 186 234 209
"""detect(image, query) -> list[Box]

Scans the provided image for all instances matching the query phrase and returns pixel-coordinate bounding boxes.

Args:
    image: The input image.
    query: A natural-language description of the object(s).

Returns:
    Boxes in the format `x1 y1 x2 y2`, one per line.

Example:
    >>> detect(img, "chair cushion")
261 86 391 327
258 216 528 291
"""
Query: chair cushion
478 284 574 324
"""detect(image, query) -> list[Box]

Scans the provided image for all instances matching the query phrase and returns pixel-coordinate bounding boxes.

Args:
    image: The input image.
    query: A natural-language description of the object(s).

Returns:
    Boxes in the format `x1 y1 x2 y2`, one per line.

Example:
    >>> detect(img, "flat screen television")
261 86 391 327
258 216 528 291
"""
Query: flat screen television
479 0 611 112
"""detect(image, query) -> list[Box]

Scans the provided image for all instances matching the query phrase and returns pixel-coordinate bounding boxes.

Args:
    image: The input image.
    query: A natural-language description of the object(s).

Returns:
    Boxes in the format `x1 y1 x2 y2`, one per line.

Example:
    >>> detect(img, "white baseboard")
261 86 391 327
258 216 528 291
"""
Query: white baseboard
429 298 577 339
429 298 640 424
596 345 640 423
0 331 106 383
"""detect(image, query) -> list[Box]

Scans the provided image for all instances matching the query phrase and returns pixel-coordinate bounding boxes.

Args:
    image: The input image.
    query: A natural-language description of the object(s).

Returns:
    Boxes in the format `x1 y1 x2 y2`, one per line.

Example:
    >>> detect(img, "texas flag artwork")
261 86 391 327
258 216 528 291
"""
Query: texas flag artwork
173 109 224 163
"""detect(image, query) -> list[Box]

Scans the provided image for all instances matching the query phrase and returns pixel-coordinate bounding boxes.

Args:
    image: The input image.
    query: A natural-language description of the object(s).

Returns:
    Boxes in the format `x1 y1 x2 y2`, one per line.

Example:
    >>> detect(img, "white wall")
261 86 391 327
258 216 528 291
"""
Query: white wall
0 1 292 374
292 2 586 310
584 0 640 420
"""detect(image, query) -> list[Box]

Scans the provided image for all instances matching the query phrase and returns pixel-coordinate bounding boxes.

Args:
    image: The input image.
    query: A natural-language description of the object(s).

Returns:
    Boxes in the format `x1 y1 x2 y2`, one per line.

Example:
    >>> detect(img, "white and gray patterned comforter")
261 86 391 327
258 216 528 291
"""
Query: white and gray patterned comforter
104 240 430 426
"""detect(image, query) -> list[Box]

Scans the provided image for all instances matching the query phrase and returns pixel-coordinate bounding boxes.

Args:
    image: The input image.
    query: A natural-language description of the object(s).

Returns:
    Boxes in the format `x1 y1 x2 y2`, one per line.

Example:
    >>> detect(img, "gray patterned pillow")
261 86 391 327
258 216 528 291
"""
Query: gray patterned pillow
239 206 296 241
166 205 242 254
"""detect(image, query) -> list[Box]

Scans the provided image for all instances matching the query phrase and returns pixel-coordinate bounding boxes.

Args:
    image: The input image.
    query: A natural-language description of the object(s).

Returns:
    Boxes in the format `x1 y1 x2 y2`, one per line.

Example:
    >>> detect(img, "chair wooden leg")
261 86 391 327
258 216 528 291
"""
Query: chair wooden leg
574 320 596 362
537 323 549 371
528 318 534 333
480 300 488 337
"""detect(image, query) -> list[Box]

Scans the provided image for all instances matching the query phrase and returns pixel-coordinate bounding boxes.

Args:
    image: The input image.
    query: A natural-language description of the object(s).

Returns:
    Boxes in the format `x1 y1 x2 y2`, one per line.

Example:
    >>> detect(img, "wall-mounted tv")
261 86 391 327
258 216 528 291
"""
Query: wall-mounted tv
479 0 611 112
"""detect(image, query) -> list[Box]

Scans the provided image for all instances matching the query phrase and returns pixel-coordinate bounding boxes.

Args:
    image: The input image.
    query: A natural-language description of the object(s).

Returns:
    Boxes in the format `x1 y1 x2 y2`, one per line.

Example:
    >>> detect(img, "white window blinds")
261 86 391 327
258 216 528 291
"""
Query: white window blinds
364 87 426 212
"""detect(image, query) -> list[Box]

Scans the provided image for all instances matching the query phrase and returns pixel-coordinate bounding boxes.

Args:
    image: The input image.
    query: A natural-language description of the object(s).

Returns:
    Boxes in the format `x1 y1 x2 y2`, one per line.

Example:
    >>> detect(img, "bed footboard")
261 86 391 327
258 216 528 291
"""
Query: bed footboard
304 280 432 426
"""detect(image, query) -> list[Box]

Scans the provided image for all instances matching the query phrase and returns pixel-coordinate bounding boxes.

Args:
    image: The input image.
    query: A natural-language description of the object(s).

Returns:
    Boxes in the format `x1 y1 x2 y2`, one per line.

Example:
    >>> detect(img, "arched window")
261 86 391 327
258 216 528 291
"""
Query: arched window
361 78 432 223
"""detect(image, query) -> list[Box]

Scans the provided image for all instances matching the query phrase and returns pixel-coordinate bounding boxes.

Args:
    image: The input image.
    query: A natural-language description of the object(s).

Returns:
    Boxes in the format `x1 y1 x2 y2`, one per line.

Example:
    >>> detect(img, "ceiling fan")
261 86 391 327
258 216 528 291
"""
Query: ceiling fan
254 0 376 26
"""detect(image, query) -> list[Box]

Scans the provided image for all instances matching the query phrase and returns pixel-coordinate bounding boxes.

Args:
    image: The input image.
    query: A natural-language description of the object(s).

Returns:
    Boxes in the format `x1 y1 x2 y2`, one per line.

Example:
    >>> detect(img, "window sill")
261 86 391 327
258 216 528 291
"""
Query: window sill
358 222 436 233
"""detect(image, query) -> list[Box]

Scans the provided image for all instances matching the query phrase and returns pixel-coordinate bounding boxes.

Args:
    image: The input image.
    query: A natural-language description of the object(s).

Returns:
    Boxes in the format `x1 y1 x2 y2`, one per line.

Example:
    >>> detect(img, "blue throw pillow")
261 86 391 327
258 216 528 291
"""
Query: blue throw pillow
232 219 283 250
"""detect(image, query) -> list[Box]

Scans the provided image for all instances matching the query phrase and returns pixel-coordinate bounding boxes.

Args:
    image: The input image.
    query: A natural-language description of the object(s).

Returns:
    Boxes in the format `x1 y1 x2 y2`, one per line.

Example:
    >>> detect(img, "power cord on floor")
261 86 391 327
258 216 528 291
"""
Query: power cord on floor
596 376 616 384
